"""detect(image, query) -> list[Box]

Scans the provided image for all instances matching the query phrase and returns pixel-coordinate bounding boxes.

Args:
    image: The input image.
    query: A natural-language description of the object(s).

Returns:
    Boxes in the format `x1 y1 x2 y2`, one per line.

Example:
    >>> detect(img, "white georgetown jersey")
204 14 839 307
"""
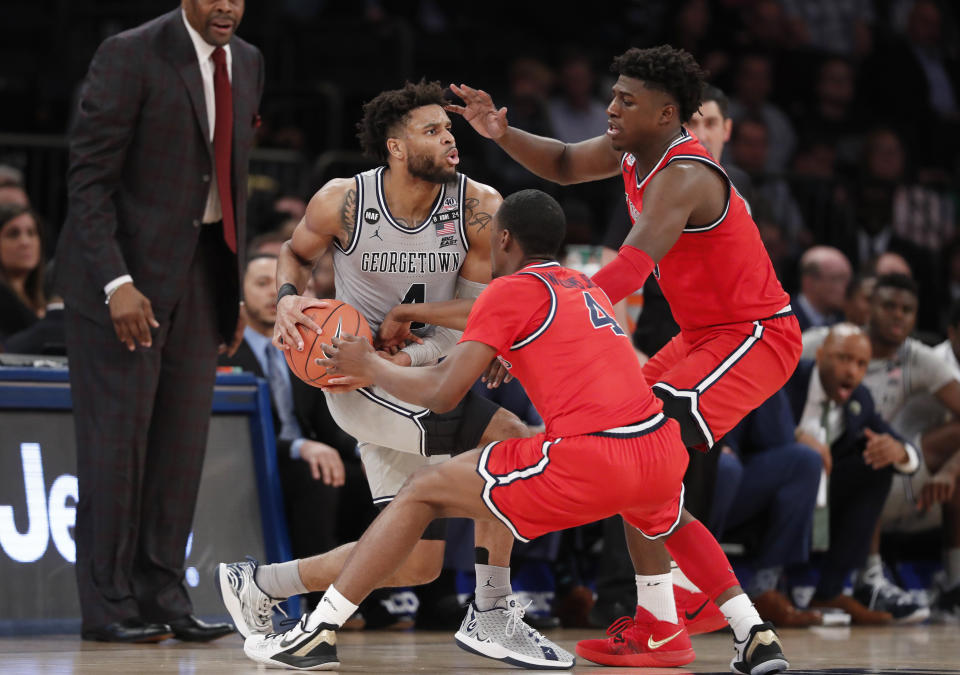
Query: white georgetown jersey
333 166 469 335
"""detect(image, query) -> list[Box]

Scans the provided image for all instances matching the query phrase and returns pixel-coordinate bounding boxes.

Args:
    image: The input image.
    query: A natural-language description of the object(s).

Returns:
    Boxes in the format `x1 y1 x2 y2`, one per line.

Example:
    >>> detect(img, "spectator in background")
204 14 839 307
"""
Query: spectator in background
729 114 808 252
779 0 875 58
548 51 608 144
840 129 941 331
800 273 876 358
56 1 263 643
786 323 917 624
219 254 363 571
3 274 65 355
481 56 557 198
794 56 863 171
685 84 754 208
728 52 797 173
862 127 956 254
869 250 913 278
793 246 853 332
0 204 45 340
711 390 823 627
0 165 30 207
861 0 960 174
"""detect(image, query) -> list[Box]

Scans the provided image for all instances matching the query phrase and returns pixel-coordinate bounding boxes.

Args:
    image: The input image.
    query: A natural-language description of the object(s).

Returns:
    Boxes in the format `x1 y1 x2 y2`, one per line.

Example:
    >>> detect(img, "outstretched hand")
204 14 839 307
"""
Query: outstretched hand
446 84 509 140
319 335 376 389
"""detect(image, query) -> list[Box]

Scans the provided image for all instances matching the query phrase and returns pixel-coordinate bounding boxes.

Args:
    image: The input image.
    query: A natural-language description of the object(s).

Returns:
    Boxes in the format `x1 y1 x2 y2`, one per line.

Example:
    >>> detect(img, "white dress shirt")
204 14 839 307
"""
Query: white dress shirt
104 12 233 300
797 365 919 473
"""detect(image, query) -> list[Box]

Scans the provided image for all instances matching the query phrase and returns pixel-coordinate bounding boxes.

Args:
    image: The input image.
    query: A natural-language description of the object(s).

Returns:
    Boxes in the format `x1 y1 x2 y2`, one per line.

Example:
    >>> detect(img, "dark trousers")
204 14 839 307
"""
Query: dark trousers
66 235 223 629
815 454 893 599
724 443 821 568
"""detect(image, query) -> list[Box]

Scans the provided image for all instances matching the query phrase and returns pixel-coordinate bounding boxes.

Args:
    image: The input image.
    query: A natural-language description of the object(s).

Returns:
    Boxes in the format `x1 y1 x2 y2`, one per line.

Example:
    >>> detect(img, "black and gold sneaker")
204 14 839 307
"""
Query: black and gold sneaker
731 621 788 675
243 615 339 671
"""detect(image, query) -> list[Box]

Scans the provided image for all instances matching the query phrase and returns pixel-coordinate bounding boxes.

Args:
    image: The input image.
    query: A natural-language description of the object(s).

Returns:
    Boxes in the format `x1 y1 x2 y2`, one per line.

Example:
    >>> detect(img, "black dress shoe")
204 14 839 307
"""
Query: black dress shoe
168 615 235 642
81 617 173 643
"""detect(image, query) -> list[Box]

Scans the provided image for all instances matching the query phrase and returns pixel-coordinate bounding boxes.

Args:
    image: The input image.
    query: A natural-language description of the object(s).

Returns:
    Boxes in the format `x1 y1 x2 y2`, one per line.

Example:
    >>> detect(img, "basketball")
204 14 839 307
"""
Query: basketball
283 300 373 388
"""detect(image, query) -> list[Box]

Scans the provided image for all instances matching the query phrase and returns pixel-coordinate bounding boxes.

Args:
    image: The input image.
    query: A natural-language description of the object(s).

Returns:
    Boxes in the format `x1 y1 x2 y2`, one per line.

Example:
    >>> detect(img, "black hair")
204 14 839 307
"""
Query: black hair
845 273 875 300
949 299 960 329
610 45 707 122
245 252 278 271
496 189 566 258
873 273 918 298
700 84 729 119
356 79 448 162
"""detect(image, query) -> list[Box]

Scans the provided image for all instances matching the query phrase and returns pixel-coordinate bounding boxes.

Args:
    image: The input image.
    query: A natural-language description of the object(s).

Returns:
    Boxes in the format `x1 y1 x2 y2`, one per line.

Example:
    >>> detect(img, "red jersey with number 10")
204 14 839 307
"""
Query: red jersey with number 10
621 128 790 333
460 262 662 438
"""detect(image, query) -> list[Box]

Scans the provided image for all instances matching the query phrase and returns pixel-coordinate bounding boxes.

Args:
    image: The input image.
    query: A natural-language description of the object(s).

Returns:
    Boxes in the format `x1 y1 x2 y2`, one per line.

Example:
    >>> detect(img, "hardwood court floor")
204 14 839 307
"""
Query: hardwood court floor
2 625 959 674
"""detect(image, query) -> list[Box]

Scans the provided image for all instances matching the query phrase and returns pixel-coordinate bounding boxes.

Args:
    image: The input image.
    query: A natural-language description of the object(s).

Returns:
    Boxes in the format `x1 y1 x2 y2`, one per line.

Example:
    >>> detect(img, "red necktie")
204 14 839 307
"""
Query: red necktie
212 47 236 253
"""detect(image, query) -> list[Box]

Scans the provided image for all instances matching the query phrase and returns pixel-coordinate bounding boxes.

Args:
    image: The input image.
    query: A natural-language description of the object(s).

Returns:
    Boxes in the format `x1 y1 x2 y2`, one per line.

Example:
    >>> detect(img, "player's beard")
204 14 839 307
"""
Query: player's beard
407 151 456 183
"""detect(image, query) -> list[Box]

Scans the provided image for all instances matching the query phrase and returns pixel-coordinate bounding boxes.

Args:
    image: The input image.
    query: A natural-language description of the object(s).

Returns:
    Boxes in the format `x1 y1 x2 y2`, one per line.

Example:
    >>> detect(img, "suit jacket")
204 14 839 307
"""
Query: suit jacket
784 359 905 460
57 10 264 341
218 339 358 462
790 294 841 334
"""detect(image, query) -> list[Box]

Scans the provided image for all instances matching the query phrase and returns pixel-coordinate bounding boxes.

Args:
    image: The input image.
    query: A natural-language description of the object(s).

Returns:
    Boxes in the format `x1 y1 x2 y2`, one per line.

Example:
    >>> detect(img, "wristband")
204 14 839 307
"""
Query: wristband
276 283 298 305
591 245 655 305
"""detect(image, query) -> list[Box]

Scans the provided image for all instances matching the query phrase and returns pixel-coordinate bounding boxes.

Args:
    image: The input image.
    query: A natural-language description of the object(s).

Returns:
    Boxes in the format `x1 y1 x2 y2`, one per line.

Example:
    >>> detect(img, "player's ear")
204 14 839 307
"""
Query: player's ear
387 137 403 160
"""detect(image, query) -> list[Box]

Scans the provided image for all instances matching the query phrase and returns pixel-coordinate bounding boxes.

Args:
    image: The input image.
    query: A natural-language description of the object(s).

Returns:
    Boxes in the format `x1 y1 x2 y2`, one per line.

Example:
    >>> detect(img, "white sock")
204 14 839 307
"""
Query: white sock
636 573 677 623
254 560 307 599
475 564 512 611
304 585 358 631
855 554 883 588
670 561 701 593
946 548 960 590
720 593 763 643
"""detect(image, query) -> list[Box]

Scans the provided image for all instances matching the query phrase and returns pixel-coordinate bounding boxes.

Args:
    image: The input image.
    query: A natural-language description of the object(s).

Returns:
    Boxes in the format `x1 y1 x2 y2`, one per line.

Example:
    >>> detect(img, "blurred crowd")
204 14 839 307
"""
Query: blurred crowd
1 0 959 634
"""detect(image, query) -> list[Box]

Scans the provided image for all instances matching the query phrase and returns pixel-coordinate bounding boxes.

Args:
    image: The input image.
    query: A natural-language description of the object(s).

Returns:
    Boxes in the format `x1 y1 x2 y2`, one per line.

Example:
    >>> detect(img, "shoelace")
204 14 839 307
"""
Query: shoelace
605 616 634 637
264 615 305 640
871 574 913 606
243 557 286 628
503 599 535 638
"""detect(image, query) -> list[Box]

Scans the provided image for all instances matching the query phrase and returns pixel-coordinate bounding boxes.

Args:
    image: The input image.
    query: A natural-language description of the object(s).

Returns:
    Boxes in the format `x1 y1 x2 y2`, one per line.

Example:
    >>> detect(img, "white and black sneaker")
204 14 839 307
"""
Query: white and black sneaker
454 596 575 670
244 615 339 671
731 621 788 675
853 569 930 624
216 558 284 637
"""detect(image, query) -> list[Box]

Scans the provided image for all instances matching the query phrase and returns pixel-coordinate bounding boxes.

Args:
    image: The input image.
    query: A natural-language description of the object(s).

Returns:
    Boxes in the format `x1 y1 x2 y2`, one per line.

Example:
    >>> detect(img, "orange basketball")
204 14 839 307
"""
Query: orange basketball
283 300 373 388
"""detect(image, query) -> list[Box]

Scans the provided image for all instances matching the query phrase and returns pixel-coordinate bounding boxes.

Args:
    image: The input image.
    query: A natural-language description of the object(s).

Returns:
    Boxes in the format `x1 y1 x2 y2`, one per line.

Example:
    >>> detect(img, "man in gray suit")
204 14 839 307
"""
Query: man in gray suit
57 0 263 643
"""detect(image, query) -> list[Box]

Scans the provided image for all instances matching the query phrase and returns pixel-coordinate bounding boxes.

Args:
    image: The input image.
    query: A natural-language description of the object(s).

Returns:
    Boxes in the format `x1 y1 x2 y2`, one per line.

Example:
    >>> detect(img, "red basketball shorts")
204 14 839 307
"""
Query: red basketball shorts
641 313 802 450
476 414 689 542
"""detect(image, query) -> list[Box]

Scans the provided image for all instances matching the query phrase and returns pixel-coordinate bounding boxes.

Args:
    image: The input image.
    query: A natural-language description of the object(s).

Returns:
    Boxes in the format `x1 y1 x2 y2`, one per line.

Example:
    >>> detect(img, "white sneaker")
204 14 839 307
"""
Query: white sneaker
454 596 575 670
216 558 284 637
244 616 339 671
730 621 789 675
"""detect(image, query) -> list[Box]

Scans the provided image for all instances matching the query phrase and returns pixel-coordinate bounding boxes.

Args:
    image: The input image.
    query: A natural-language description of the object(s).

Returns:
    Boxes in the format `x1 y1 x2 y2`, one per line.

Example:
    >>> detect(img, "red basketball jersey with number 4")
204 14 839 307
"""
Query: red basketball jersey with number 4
460 261 662 438
621 128 789 333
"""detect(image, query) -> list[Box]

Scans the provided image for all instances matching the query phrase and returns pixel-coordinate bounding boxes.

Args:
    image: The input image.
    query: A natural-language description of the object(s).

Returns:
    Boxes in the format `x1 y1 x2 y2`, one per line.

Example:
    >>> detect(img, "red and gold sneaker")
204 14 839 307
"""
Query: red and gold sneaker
575 606 695 667
675 585 727 635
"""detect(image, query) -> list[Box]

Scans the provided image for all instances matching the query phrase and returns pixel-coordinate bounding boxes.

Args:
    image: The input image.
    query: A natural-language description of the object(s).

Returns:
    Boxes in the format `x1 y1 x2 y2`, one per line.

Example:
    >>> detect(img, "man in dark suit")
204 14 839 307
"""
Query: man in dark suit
791 246 851 333
219 254 371 562
56 0 263 643
784 323 919 624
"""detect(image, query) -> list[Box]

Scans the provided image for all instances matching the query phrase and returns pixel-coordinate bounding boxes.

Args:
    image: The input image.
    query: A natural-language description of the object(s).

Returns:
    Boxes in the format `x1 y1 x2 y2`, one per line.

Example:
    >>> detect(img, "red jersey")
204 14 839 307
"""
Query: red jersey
460 262 662 438
621 128 790 334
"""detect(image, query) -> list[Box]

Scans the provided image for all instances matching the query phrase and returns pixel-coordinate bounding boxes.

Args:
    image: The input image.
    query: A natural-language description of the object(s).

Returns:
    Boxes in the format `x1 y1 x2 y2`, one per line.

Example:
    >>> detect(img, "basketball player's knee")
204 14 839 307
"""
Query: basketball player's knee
403 545 443 585
396 466 446 512
486 408 531 443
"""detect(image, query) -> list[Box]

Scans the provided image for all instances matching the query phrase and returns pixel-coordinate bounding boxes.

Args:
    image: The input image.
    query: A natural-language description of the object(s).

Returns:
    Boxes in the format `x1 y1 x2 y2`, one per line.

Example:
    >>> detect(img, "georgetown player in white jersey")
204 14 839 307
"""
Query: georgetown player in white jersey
215 81 573 669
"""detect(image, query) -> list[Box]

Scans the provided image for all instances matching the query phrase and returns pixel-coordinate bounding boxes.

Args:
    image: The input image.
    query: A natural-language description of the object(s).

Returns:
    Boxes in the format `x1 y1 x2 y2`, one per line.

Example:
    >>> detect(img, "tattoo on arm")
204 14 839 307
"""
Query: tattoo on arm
464 197 492 233
339 188 357 248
